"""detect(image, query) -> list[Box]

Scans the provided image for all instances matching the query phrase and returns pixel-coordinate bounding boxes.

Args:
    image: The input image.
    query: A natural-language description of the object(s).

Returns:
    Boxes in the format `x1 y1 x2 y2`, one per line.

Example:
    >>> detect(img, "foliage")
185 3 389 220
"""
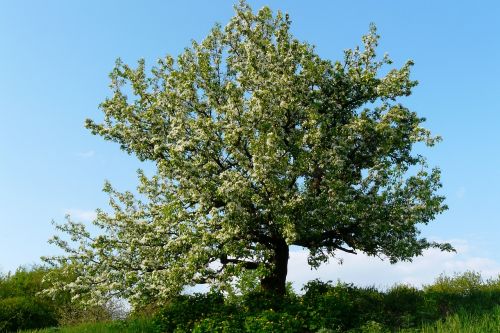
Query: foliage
42 264 122 326
0 265 121 332
45 0 450 305
54 302 116 327
422 271 500 318
400 306 500 333
19 307 500 333
382 284 426 328
153 290 306 333
16 272 500 333
149 273 500 332
0 296 57 332
243 310 303 333
152 292 233 332
0 266 49 299
301 280 384 331
0 266 58 332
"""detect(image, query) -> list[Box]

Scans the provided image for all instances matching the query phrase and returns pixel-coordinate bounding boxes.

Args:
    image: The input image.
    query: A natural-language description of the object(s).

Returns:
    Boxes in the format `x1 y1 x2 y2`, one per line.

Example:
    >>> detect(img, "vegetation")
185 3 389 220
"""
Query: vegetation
6 271 500 333
146 272 500 332
411 309 500 333
19 310 500 333
2 1 493 333
19 319 157 333
0 266 122 332
0 266 58 332
45 1 450 308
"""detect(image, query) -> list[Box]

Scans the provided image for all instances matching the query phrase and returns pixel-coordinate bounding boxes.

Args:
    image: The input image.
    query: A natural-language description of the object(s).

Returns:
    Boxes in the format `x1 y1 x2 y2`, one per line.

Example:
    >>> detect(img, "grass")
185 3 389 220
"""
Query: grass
18 318 157 333
19 308 500 333
409 307 500 333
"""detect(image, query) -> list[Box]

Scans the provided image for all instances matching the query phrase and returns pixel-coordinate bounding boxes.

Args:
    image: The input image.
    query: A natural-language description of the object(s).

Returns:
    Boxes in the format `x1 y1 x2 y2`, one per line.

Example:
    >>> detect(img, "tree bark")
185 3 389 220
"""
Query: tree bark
260 238 289 295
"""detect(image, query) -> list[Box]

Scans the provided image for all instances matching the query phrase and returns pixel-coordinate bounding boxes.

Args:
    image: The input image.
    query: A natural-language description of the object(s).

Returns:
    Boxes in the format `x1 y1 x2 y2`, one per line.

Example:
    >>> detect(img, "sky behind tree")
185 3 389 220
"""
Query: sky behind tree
1 0 499 288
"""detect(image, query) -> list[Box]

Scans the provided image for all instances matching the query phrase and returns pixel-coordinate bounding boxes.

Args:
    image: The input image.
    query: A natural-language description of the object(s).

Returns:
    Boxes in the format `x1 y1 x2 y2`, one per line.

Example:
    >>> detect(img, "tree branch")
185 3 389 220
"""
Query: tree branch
220 255 259 269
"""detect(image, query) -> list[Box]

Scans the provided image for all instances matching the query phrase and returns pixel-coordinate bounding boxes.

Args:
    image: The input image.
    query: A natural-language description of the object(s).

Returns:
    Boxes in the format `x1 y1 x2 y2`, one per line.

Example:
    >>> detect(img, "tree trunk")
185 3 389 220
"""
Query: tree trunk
260 239 289 295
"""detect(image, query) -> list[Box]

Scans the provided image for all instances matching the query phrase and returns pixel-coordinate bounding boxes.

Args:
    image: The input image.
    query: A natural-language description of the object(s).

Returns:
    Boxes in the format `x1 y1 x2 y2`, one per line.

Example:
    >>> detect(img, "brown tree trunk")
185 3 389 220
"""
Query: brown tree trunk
260 239 289 296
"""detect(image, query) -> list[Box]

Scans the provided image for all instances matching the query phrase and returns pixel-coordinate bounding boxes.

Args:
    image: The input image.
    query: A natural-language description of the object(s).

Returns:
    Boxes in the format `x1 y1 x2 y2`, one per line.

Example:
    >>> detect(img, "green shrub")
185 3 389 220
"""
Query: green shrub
0 265 120 331
240 290 301 313
355 320 388 333
302 280 355 331
154 290 307 333
0 266 51 299
382 284 426 328
0 267 59 332
423 271 500 317
301 280 383 331
42 271 500 333
244 310 303 333
0 296 57 332
153 292 234 332
399 306 500 333
192 315 244 333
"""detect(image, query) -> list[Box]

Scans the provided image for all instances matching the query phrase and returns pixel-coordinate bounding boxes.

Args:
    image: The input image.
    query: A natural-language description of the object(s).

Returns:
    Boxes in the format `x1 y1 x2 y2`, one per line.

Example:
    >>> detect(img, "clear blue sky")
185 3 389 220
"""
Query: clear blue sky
1 1 500 286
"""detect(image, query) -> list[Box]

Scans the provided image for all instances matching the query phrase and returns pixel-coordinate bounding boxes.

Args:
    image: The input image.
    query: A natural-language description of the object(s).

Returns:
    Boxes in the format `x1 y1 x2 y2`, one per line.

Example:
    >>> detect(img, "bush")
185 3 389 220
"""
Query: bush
0 267 59 332
0 296 57 332
381 284 426 328
423 271 500 317
240 290 301 313
192 315 244 333
145 271 500 333
153 292 235 332
0 265 120 332
244 310 303 333
0 266 49 299
54 302 115 326
301 280 383 331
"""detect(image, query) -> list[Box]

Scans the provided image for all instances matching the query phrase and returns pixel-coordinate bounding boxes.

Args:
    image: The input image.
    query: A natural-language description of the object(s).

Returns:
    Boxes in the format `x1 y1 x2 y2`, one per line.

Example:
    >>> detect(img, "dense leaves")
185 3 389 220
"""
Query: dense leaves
149 272 500 333
0 266 121 332
0 267 57 332
45 1 451 305
10 271 500 332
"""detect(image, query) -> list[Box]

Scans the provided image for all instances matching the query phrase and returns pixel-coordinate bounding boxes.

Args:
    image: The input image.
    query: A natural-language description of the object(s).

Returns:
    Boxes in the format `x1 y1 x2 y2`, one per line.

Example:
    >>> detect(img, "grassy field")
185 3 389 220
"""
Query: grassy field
19 307 500 333
403 308 500 333
19 318 157 333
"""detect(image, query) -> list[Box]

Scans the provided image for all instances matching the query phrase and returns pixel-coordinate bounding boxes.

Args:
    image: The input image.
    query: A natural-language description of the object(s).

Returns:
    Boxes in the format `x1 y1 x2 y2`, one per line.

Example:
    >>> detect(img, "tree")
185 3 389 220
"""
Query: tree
45 2 452 305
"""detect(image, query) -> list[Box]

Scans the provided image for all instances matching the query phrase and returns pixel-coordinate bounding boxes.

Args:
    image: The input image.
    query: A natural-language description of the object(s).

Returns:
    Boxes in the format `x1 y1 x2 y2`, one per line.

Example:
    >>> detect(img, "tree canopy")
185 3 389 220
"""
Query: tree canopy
45 2 452 306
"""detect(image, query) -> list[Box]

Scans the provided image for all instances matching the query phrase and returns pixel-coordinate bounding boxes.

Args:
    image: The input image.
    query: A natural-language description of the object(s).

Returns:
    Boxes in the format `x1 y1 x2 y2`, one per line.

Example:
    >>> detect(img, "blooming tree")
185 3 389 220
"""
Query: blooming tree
44 2 452 305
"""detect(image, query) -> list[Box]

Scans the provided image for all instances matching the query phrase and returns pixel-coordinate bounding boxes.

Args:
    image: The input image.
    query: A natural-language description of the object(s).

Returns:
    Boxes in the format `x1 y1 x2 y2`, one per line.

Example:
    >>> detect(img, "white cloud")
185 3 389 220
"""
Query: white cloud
287 240 500 291
64 209 97 222
76 150 95 159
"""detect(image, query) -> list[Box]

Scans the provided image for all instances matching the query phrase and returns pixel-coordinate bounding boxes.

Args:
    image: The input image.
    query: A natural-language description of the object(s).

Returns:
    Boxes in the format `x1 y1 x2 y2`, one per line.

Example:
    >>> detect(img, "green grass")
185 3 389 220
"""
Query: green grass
350 308 500 333
18 318 158 333
18 309 500 333
407 308 500 333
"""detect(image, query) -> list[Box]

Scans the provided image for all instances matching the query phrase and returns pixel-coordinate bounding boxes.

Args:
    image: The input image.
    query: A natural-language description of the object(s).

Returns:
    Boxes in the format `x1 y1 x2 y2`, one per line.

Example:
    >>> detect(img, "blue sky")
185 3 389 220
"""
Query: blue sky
1 1 500 287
